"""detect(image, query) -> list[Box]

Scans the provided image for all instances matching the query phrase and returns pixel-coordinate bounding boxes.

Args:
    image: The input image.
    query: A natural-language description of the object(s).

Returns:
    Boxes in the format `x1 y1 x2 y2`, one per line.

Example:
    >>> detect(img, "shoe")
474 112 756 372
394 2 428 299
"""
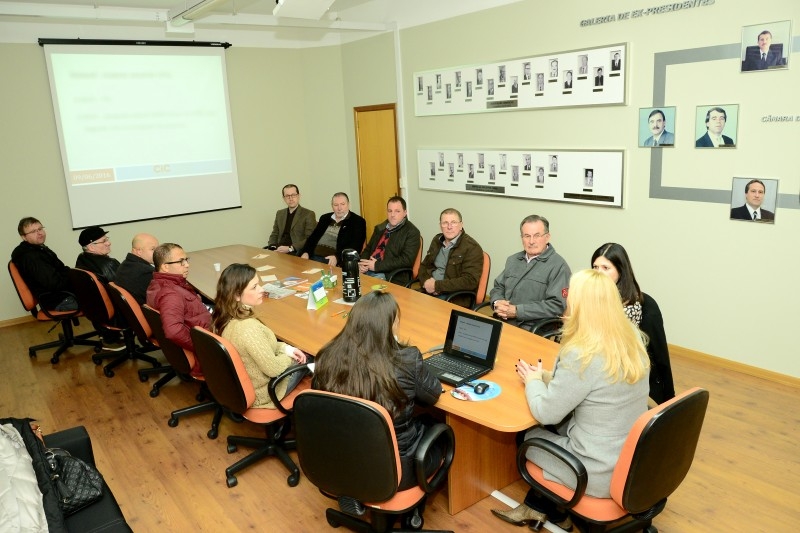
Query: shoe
551 515 573 532
102 341 127 352
491 504 547 527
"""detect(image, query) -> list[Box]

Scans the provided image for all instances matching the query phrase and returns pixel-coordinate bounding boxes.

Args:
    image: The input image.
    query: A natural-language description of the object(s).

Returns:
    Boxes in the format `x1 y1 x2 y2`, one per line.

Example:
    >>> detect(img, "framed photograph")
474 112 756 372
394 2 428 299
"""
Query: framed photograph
741 20 791 72
639 107 676 147
584 168 594 188
729 177 778 223
577 55 589 77
695 104 739 148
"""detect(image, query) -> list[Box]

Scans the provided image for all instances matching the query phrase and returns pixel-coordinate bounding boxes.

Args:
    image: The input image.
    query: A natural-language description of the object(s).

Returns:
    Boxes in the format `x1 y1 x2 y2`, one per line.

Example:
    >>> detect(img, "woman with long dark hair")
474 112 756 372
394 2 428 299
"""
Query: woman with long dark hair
211 263 308 408
591 242 675 404
313 290 442 490
492 270 650 531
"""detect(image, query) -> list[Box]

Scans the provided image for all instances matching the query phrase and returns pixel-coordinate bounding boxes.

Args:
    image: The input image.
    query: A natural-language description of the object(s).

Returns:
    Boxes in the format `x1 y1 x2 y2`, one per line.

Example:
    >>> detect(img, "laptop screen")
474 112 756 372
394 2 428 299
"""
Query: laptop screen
444 310 503 365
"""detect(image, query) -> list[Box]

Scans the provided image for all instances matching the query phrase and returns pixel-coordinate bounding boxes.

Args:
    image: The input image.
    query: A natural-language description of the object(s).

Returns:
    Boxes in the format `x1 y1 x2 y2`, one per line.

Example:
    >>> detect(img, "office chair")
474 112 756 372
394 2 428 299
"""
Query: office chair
142 305 223 437
386 236 423 287
8 261 102 363
68 268 161 377
528 317 564 342
516 387 709 533
293 390 455 533
106 282 172 394
190 326 310 488
445 250 491 310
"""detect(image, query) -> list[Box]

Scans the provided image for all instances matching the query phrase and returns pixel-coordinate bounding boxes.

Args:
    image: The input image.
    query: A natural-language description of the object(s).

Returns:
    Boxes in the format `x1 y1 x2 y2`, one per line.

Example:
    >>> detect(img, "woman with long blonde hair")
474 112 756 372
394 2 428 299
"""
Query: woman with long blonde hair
492 269 650 531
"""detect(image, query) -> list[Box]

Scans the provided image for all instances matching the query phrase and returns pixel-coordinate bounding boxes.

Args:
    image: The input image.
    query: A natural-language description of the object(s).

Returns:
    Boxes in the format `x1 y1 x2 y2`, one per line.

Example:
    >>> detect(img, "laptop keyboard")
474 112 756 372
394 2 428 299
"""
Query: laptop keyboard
426 353 482 377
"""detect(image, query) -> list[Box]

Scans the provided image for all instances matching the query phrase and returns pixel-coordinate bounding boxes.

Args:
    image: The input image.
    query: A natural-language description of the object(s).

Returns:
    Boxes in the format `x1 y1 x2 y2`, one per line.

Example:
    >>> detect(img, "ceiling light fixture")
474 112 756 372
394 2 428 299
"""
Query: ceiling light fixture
168 0 227 27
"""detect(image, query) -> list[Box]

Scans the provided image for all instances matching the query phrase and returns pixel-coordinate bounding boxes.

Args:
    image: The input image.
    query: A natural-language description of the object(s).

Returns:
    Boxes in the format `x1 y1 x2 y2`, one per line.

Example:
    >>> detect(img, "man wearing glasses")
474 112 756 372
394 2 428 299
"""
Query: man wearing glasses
146 243 210 355
490 215 571 331
11 217 78 311
75 226 121 283
417 208 484 307
265 184 316 255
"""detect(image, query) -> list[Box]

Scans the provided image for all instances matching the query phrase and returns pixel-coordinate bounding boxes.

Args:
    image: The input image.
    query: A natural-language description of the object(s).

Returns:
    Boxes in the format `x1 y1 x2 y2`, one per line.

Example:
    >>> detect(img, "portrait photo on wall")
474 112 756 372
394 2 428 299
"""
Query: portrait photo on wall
729 177 778 223
741 20 791 72
695 104 739 148
639 107 676 147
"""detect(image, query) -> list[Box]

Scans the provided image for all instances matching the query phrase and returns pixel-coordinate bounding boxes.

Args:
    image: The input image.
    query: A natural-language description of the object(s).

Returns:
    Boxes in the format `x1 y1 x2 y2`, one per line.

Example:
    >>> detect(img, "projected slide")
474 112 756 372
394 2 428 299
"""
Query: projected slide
43 43 241 228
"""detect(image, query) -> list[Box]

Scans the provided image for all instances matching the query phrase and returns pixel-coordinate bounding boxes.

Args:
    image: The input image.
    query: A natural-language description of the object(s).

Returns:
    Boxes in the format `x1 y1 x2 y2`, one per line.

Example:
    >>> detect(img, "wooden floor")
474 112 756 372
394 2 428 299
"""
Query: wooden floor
1 319 798 532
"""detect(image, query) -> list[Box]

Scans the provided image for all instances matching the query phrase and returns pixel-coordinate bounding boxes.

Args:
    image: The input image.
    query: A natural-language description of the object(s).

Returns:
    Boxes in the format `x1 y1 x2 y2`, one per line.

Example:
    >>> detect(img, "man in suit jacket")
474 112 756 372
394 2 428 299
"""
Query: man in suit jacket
742 30 783 71
300 192 366 267
563 70 573 90
611 52 621 71
266 184 316 255
643 109 675 147
730 179 775 222
695 107 735 147
594 67 604 86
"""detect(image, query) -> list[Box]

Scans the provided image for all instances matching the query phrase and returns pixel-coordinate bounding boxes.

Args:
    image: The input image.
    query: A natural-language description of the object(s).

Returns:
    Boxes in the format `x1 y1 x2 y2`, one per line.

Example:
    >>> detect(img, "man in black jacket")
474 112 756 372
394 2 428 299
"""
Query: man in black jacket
300 192 366 267
75 226 121 283
115 233 159 304
11 217 77 311
359 196 420 285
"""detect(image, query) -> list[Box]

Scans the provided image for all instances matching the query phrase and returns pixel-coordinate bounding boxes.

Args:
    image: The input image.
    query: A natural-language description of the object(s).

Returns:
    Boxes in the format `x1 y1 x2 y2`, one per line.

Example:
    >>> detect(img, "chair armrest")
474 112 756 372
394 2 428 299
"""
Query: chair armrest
268 364 311 415
474 300 493 313
43 426 96 466
528 317 564 335
443 290 476 309
38 290 81 320
386 267 412 284
413 422 455 493
516 437 588 509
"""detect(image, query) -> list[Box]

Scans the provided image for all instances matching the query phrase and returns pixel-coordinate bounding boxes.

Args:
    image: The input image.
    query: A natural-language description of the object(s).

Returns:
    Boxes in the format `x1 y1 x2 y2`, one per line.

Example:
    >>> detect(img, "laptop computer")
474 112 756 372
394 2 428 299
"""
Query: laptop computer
423 309 503 387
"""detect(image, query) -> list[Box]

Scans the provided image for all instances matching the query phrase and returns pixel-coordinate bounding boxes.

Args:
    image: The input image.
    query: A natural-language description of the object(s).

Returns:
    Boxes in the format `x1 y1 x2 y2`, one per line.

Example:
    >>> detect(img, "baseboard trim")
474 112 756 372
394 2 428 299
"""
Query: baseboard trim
672 344 799 388
0 315 35 328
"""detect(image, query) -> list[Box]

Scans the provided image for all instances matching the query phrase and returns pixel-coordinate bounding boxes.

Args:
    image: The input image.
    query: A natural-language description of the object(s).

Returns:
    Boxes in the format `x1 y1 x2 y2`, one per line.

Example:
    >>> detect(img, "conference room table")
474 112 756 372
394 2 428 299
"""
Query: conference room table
187 244 560 515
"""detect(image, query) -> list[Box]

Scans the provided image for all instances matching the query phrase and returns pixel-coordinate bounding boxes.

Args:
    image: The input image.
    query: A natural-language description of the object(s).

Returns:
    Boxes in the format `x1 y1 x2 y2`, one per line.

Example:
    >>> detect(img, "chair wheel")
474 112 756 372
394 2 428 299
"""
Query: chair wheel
103 368 114 378
29 349 36 357
327 516 340 528
287 473 299 487
226 476 238 488
196 393 205 401
50 356 59 364
149 388 160 398
92 356 103 365
139 373 149 382
168 417 179 427
227 444 238 454
207 428 218 439
404 510 423 530
93 346 102 353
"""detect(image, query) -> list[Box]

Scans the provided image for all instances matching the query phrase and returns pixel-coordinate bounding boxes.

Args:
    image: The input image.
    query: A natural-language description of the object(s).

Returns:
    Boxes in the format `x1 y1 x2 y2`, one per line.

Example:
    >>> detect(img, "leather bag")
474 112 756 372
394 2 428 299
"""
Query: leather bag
46 448 105 516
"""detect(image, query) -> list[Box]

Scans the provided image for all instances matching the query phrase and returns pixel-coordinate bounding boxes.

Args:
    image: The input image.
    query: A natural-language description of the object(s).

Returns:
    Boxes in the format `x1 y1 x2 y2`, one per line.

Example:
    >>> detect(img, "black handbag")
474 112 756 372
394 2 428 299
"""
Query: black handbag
46 448 105 516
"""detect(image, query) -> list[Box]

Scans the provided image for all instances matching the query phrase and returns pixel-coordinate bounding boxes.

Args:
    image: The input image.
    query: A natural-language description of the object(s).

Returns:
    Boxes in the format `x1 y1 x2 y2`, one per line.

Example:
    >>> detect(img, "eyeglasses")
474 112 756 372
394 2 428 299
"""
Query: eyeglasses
522 233 549 240
23 226 45 235
283 194 299 199
164 257 190 266
90 237 110 245
440 220 462 227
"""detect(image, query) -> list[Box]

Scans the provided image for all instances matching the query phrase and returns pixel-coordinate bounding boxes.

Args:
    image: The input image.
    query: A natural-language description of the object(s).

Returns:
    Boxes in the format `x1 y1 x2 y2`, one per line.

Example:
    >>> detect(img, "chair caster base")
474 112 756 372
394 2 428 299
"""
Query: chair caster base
287 473 299 487
226 475 238 488
168 417 179 428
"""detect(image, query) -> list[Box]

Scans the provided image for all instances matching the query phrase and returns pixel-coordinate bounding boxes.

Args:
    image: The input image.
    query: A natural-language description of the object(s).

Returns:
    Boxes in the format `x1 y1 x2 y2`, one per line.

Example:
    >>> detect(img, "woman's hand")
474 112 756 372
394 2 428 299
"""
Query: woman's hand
291 349 307 364
516 359 543 384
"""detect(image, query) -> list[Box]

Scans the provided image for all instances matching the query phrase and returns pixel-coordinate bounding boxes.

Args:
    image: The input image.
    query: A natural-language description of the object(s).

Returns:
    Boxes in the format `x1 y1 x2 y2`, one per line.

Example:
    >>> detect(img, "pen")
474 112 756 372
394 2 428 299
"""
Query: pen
331 309 347 317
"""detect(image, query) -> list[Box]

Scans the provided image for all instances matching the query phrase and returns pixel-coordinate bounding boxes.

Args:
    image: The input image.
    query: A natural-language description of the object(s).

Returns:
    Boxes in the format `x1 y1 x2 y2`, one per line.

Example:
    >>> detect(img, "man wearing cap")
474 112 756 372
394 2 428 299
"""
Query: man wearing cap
11 216 78 311
115 233 159 304
76 226 121 283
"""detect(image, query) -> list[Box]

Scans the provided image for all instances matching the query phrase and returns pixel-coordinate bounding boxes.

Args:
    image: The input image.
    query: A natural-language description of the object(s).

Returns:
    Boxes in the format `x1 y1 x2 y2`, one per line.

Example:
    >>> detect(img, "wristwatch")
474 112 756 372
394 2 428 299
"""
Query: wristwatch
288 246 294 253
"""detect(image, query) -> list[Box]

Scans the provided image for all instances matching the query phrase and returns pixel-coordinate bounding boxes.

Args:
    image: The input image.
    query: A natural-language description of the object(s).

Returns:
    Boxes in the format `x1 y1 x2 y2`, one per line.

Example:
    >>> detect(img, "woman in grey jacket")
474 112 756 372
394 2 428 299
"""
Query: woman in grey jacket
492 270 650 531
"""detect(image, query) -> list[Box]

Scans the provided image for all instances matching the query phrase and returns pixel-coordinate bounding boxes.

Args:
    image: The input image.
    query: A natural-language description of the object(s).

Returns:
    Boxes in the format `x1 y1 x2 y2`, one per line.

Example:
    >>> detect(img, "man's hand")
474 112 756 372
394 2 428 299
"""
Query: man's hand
422 278 437 294
300 252 310 260
276 245 291 254
493 300 517 320
358 258 375 273
325 255 338 267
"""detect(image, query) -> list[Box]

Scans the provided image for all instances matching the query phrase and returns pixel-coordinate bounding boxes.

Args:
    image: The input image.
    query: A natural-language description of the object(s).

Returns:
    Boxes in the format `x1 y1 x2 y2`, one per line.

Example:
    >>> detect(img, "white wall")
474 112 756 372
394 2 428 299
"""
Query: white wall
398 0 799 377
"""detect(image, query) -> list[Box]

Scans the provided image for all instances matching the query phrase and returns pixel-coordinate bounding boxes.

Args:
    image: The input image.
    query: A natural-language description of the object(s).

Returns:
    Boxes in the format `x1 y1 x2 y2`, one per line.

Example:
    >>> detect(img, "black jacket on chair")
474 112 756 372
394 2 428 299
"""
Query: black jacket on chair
640 293 675 404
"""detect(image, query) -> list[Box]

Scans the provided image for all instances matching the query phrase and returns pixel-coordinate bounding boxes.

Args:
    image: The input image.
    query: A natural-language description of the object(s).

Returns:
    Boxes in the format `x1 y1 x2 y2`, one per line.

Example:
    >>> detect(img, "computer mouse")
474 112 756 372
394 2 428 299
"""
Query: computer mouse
471 382 489 395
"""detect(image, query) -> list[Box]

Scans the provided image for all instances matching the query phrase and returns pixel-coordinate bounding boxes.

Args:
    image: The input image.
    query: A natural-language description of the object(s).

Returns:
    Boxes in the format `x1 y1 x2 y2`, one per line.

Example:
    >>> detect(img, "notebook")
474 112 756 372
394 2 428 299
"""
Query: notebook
423 310 503 387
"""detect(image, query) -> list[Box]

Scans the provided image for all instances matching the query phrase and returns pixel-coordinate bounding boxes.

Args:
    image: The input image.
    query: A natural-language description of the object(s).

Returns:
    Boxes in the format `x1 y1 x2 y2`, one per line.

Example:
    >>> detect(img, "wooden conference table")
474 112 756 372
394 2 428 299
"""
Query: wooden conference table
188 244 560 515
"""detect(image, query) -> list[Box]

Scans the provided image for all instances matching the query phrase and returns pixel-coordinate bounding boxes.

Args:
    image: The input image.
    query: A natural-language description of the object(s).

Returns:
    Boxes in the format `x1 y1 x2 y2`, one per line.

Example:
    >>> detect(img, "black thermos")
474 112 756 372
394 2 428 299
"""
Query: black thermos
341 249 361 303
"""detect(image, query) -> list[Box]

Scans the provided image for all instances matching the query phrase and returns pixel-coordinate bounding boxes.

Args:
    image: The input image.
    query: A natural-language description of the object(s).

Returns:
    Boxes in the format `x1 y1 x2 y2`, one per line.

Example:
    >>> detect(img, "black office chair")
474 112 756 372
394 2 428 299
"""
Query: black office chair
8 260 101 363
294 390 455 533
68 268 160 377
190 326 310 488
516 387 709 533
142 305 223 437
528 317 564 343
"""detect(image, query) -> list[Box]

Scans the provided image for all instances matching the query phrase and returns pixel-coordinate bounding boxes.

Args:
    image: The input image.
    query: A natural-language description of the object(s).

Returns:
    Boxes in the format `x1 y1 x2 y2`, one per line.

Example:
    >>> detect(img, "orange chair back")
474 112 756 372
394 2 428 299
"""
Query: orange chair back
142 305 195 374
8 261 37 313
68 268 115 325
475 252 491 305
108 282 154 345
190 326 256 413
411 236 423 280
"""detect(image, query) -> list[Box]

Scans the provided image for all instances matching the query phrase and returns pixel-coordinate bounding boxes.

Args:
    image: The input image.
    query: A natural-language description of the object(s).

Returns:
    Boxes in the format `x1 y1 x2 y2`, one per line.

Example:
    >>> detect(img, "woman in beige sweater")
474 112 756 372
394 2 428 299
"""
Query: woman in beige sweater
211 263 309 408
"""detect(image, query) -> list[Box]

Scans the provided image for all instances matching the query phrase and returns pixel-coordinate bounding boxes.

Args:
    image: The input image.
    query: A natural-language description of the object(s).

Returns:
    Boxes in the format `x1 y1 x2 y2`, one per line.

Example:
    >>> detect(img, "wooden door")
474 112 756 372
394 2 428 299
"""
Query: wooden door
354 104 400 232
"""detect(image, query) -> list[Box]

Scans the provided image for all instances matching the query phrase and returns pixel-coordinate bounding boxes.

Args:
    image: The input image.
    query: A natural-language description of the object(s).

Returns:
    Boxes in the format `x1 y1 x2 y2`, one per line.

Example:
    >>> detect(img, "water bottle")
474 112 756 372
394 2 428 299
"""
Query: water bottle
341 249 361 303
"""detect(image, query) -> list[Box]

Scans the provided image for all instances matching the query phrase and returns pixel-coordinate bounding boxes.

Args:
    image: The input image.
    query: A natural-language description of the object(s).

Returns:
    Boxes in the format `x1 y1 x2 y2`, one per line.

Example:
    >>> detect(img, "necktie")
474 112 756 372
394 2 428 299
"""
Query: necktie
752 211 758 221
654 139 659 147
